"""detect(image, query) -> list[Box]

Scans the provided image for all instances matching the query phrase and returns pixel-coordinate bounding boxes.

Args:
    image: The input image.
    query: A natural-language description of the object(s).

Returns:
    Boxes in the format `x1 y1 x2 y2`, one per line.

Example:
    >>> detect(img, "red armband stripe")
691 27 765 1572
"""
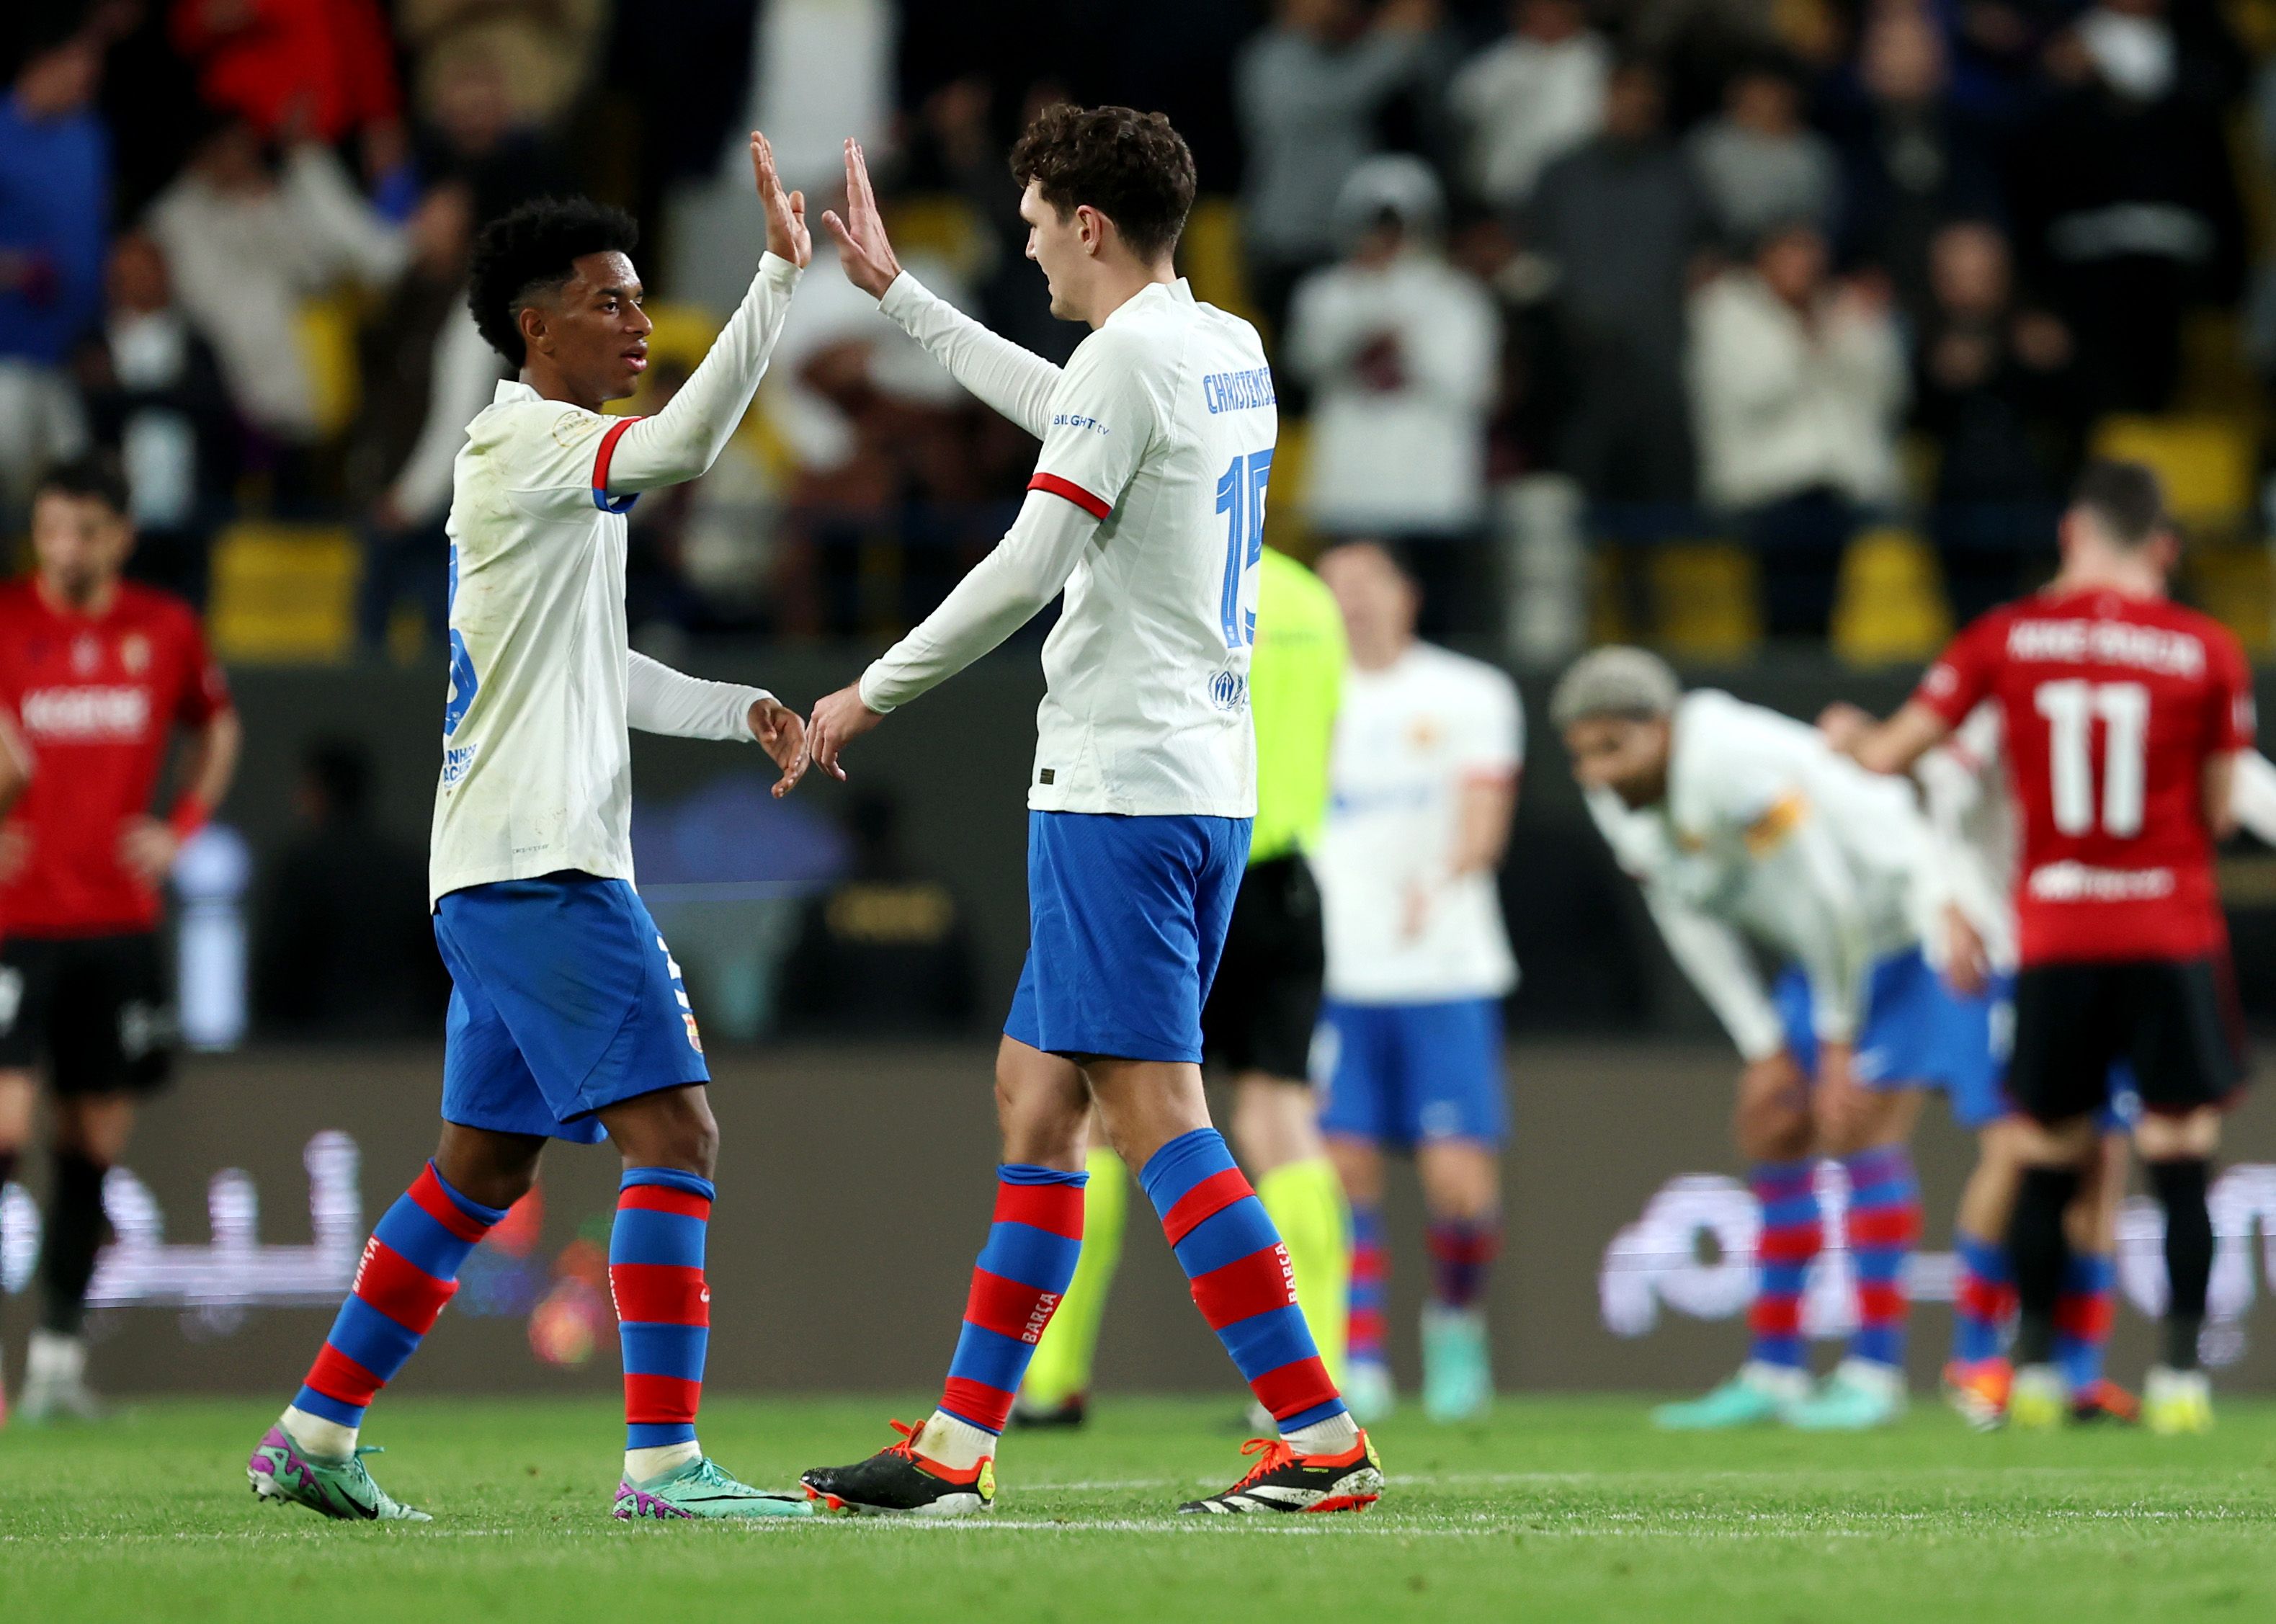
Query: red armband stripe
592 416 643 512
1027 472 1111 519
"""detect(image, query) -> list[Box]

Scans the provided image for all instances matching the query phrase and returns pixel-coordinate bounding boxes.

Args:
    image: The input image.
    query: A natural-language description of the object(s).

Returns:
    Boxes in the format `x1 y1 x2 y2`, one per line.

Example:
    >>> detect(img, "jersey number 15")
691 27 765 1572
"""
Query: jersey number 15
1215 449 1272 651
2035 678 2149 836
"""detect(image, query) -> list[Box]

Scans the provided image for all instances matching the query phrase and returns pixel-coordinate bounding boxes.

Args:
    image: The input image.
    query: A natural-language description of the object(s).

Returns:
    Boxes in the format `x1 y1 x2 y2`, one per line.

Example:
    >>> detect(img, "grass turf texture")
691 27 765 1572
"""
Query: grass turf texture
4 1396 2275 1622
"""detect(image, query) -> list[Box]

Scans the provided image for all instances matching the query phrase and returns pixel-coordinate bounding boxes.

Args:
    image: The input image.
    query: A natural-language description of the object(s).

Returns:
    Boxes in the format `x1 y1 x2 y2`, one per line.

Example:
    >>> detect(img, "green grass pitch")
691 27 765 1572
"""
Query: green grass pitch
5 1394 2276 1622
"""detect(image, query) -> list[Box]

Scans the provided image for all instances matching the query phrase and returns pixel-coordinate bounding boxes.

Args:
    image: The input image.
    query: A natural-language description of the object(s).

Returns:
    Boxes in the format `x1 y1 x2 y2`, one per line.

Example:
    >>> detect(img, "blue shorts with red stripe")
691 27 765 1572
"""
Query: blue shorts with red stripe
434 872 708 1143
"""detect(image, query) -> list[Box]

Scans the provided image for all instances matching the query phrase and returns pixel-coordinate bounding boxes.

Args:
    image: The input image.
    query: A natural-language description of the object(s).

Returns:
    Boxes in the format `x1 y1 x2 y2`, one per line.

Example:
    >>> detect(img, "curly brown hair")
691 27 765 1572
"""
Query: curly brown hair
1009 103 1196 264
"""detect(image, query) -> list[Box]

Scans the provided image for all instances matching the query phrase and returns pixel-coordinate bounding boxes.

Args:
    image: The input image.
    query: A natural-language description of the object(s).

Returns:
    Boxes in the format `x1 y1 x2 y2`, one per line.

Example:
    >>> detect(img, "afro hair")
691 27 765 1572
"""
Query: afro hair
467 196 641 367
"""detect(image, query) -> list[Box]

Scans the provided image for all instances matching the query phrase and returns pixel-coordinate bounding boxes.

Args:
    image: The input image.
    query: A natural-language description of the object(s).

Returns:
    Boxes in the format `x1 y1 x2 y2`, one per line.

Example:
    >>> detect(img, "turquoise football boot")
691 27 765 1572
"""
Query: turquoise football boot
615 1455 817 1520
1421 1306 1493 1422
1787 1358 1908 1431
1652 1362 1808 1430
247 1424 431 1522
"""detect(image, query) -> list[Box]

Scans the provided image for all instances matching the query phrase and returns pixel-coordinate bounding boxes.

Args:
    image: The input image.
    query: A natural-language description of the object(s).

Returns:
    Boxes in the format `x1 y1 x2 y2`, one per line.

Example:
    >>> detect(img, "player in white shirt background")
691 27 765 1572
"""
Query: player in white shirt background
1556 648 1999 1432
248 135 816 1525
1308 539 1521 1424
790 107 1379 1519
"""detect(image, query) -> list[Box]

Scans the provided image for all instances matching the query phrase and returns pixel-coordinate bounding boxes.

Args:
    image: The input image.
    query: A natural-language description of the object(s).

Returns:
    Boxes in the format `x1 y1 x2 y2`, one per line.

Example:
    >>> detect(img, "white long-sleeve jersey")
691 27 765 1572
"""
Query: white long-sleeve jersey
1922 702 2276 973
857 271 1269 817
429 253 799 902
1586 689 1945 1060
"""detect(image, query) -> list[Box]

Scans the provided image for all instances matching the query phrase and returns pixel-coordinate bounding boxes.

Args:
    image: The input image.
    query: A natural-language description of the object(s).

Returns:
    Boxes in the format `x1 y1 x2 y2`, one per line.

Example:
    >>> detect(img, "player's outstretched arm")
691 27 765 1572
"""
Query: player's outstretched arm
824 138 1063 440
785 488 1100 789
1852 699 1951 776
605 132 812 494
626 651 805 795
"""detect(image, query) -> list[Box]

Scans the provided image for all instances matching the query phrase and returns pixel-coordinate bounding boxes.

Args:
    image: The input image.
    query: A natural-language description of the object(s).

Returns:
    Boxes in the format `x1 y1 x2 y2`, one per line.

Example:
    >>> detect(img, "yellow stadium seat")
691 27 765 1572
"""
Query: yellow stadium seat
2189 543 2274 654
1264 418 1314 561
208 522 360 664
2089 415 2254 532
1831 527 1951 666
294 290 366 440
1650 541 1760 659
891 195 990 283
1180 197 1259 331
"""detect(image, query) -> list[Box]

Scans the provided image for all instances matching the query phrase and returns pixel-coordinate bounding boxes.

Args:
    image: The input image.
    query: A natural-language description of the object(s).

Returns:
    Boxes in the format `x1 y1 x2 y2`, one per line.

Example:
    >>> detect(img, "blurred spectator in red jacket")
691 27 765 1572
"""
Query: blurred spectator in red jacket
169 0 405 181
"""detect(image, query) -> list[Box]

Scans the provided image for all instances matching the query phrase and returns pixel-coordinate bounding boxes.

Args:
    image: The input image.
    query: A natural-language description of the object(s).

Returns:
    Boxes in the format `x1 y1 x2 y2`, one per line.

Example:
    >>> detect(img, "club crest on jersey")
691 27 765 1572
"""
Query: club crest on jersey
120 633 151 674
1209 669 1248 712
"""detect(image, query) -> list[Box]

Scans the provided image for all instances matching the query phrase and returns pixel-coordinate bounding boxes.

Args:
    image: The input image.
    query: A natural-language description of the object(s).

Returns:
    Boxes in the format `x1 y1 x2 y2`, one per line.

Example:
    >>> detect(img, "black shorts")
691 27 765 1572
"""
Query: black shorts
2008 955 2244 1125
0 932 177 1097
1202 854 1325 1081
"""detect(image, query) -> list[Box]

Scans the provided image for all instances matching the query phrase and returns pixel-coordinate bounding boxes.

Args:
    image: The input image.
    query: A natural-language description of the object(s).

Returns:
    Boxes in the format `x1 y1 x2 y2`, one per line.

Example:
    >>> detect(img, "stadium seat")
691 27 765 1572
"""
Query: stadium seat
1829 527 1950 666
1648 541 1759 659
2189 542 2274 654
207 522 360 663
891 195 989 284
1180 197 1261 331
2089 415 2253 533
294 290 367 440
1268 418 1314 559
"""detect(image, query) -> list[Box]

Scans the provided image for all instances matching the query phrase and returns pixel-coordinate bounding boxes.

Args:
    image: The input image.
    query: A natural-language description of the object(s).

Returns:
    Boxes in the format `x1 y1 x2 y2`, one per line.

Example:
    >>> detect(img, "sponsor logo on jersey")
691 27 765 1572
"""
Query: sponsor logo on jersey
1050 411 1109 434
1202 366 1277 414
20 684 151 741
2025 861 2176 901
2005 617 2205 678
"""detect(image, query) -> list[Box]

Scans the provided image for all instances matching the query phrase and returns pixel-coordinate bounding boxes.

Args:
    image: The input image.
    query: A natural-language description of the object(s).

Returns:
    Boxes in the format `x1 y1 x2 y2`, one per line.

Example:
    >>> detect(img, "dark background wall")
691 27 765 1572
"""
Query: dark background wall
215 648 2276 1042
35 1040 2276 1400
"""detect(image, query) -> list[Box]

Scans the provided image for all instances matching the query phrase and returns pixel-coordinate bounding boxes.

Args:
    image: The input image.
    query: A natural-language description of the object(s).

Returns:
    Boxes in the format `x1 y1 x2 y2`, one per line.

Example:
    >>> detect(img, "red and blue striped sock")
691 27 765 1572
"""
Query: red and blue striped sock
1347 1203 1388 1369
937 1165 1089 1436
1749 1161 1820 1370
612 1169 716 1458
1425 1215 1500 1311
1142 1128 1353 1447
1950 1231 2014 1365
2055 1251 2115 1391
290 1161 506 1445
1843 1146 1922 1369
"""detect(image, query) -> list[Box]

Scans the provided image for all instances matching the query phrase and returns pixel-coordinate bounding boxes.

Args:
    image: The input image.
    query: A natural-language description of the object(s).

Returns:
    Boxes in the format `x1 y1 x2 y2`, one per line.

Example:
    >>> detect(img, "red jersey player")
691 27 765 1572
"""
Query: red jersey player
0 455 241 1423
1856 460 2250 1435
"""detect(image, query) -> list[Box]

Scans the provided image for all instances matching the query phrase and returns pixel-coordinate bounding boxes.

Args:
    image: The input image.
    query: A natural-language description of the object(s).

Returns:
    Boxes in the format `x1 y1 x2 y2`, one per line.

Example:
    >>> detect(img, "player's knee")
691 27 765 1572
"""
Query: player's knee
1737 1097 1810 1161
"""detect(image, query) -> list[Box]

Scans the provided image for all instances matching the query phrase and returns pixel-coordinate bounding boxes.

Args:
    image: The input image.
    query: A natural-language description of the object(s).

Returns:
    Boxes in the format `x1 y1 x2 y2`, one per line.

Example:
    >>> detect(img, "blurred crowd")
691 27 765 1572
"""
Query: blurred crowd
6 0 2276 652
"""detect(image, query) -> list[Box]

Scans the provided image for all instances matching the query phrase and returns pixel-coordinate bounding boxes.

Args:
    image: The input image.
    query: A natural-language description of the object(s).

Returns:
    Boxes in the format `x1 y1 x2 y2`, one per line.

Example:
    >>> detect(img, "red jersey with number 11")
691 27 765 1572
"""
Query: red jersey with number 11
1914 587 2254 965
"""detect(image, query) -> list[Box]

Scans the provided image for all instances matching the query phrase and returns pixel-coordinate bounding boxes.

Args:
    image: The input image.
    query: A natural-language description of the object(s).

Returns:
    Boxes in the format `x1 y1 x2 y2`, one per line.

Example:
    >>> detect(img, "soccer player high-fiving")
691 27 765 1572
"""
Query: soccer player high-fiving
790 109 1382 1517
248 134 816 1523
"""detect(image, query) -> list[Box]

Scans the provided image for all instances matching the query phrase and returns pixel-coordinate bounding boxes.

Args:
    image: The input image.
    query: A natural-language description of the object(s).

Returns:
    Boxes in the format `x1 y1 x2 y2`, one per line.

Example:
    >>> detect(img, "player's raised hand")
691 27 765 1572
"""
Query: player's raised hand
821 138 903 300
793 681 887 789
750 697 808 798
750 131 812 269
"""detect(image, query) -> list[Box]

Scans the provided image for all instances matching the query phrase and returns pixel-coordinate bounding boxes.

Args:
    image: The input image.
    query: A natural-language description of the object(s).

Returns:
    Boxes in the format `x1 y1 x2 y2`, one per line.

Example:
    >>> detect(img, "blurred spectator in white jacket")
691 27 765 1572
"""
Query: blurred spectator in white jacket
1287 157 1501 548
145 118 409 450
1687 221 1906 637
1448 0 1609 212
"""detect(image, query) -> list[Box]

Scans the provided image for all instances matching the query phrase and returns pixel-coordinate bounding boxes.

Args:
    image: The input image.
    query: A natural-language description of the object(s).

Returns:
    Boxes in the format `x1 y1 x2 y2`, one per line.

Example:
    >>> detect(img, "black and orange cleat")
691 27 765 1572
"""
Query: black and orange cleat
1179 1431 1385 1515
2071 1378 2141 1424
800 1419 995 1516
